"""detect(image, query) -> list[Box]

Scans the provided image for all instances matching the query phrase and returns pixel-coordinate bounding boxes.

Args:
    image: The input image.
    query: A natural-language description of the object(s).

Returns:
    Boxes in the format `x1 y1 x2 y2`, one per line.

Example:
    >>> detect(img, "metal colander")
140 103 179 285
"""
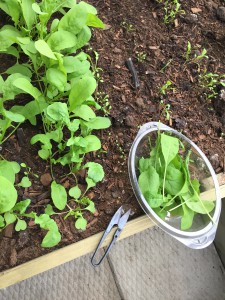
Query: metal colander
128 122 221 249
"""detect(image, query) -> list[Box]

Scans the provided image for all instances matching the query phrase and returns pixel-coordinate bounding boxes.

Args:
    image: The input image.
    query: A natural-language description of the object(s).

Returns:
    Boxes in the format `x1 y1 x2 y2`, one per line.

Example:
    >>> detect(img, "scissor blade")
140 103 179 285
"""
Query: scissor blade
117 209 131 230
105 206 123 232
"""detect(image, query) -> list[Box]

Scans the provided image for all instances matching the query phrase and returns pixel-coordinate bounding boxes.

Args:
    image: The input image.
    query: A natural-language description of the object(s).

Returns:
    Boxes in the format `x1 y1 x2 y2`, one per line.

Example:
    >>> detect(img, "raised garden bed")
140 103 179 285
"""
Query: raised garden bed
1 0 225 287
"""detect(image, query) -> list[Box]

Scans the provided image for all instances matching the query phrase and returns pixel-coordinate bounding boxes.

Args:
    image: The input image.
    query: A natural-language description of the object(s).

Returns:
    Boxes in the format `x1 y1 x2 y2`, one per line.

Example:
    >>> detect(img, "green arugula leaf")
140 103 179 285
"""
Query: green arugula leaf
69 186 81 199
21 0 36 30
51 181 67 210
35 40 57 60
83 162 104 183
47 30 77 52
15 219 27 231
75 216 87 230
138 166 159 196
69 76 97 111
4 212 16 225
0 176 17 213
18 176 32 188
13 199 31 214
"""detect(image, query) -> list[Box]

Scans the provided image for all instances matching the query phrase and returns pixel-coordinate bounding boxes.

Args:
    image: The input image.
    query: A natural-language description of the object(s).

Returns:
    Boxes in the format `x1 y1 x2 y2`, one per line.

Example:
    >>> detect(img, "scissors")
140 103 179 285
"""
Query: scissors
91 206 131 267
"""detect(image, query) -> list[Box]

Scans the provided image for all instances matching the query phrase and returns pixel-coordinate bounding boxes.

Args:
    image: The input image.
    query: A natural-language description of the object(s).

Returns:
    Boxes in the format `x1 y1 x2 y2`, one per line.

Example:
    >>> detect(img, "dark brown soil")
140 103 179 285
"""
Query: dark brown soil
1 0 225 271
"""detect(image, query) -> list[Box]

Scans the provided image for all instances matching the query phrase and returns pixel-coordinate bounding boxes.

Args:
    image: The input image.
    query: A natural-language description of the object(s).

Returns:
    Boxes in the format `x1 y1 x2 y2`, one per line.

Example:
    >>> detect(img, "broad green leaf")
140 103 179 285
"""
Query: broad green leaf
83 135 101 153
181 203 195 230
69 76 97 111
69 186 81 199
51 181 67 210
186 200 215 214
64 56 90 75
0 25 21 51
5 64 32 78
15 219 27 231
192 179 200 194
86 14 105 28
30 134 52 150
13 199 31 214
0 176 17 213
75 216 87 230
138 166 159 196
83 162 104 183
67 119 80 132
38 149 51 160
86 177 95 190
47 30 77 52
153 207 167 220
74 105 96 121
21 0 36 30
35 40 57 60
44 204 55 216
4 110 25 123
18 176 32 188
79 1 97 14
46 68 67 92
4 212 16 225
58 4 87 34
139 158 153 173
32 3 47 15
13 78 42 99
144 192 163 208
11 100 48 125
2 73 28 100
46 102 69 123
0 0 21 24
83 117 111 130
75 25 91 50
161 134 179 165
50 19 59 32
165 166 184 196
85 201 95 213
41 228 61 247
0 160 20 184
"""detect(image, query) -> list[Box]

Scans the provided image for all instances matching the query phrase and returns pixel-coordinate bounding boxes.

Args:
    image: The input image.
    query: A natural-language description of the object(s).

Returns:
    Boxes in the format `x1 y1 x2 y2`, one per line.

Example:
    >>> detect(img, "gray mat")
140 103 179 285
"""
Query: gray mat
108 227 225 300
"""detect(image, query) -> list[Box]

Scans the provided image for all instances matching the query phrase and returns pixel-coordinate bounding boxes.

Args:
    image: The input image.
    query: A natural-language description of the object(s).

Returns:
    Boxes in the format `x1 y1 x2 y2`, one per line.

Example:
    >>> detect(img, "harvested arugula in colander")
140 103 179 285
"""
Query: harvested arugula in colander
138 131 215 230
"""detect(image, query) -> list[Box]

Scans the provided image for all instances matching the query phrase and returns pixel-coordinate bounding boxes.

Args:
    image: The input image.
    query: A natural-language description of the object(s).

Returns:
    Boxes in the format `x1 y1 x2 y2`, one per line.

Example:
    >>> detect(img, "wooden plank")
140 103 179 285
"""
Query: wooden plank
0 178 225 289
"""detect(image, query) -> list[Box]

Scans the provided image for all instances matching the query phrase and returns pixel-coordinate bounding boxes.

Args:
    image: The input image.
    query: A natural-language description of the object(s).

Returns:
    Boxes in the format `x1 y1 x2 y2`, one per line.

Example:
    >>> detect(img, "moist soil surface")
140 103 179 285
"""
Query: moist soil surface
1 0 225 271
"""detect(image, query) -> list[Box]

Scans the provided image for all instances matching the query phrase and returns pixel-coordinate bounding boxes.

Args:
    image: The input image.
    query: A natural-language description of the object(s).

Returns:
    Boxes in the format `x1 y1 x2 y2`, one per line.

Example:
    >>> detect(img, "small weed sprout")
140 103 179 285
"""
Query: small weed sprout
193 48 208 64
136 51 147 62
185 41 192 62
163 0 185 24
199 72 225 99
96 92 112 116
160 100 171 120
159 80 174 95
121 20 135 32
115 139 126 161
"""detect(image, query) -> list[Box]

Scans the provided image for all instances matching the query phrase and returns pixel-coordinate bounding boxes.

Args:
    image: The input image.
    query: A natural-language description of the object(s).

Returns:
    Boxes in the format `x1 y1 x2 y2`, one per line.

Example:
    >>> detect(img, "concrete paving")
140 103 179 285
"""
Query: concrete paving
0 227 224 300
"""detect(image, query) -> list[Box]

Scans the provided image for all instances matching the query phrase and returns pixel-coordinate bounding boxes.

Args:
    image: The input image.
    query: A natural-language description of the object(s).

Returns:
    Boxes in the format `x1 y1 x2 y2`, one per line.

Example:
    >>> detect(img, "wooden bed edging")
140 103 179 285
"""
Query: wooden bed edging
0 178 225 289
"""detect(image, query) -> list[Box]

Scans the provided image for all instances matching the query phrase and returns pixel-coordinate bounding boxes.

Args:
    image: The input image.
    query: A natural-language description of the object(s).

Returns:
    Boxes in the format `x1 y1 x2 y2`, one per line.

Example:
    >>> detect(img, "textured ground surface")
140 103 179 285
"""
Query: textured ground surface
0 226 224 300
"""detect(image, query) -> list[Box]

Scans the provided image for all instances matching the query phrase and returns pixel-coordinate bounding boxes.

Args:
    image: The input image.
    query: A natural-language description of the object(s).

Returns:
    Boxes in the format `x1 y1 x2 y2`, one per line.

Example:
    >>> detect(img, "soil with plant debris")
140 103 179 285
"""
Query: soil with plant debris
1 0 225 271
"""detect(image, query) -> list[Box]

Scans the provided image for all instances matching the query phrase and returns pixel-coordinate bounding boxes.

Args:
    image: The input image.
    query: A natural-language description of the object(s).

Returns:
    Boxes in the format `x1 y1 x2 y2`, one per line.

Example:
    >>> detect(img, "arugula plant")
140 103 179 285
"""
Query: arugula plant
0 1 110 247
138 131 215 230
0 159 60 247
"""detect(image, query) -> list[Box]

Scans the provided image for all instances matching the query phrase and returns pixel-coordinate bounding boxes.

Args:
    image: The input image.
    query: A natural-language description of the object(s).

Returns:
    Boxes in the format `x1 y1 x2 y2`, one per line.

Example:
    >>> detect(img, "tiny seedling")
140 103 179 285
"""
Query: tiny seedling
121 20 135 32
163 0 185 24
160 100 171 120
159 80 174 95
136 51 147 62
199 71 225 99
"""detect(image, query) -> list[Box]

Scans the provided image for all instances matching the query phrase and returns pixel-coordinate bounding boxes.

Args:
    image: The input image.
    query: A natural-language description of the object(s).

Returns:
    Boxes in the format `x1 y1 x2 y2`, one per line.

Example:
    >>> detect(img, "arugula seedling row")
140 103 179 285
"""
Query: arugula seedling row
0 0 111 247
138 131 215 230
